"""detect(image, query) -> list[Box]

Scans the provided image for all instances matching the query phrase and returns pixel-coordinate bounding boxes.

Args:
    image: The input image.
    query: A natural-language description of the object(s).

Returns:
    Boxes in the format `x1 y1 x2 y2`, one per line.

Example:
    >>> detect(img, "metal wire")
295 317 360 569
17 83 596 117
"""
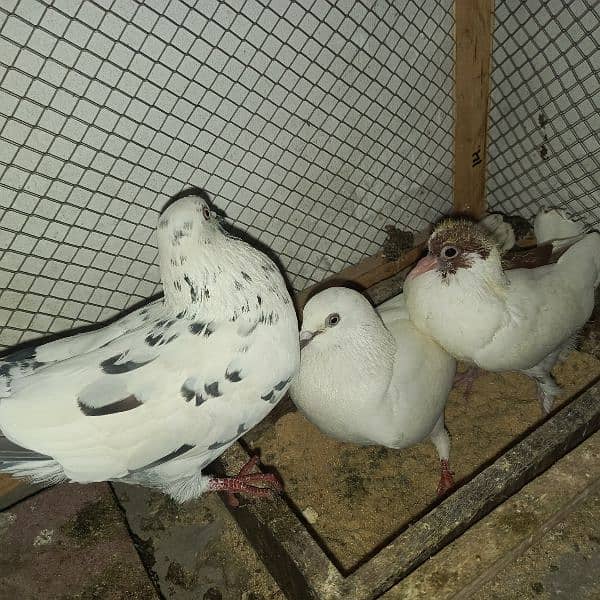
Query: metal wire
487 0 600 227
0 0 454 350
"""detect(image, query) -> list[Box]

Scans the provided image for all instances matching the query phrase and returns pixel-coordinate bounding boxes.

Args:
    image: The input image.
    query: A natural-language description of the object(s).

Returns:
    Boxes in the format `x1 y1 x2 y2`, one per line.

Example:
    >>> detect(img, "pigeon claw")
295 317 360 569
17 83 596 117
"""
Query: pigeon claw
437 459 455 496
209 455 283 508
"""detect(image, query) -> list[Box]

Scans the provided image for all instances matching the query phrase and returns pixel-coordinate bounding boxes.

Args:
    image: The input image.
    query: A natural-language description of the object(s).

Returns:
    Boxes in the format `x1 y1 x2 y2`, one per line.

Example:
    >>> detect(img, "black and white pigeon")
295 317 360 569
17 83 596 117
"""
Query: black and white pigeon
405 209 599 414
0 188 299 505
289 287 456 495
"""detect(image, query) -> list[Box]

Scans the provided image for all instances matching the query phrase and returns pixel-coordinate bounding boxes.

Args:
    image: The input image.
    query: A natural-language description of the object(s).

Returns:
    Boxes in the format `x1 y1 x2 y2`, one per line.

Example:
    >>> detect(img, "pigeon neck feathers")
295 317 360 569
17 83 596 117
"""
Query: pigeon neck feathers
156 192 288 320
299 288 396 382
160 235 288 320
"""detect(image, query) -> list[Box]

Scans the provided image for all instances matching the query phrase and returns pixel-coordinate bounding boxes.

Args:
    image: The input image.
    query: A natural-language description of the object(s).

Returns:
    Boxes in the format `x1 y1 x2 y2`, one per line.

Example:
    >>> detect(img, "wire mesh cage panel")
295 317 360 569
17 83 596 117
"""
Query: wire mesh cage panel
487 0 600 226
0 0 455 351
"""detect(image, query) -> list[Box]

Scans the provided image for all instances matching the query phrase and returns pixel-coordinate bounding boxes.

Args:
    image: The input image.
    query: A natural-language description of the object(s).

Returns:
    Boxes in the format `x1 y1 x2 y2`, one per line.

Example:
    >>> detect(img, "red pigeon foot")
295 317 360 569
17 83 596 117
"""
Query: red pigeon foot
437 459 455 496
209 455 283 507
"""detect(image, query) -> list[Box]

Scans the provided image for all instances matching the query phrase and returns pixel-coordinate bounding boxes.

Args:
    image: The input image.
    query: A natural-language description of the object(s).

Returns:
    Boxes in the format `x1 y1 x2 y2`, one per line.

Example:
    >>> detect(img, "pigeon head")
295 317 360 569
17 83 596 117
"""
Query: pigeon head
157 187 222 250
407 219 502 282
299 287 378 350
156 187 288 320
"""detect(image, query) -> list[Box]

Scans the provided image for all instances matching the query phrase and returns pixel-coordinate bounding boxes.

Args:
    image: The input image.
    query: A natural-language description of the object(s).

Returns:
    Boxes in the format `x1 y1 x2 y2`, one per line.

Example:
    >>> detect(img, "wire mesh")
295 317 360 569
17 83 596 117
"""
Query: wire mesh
487 0 600 227
0 0 454 351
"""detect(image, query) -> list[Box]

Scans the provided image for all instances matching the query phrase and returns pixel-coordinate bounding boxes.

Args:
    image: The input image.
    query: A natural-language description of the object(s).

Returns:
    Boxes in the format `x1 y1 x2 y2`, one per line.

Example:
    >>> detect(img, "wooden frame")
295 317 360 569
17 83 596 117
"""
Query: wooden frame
453 0 494 219
218 378 600 600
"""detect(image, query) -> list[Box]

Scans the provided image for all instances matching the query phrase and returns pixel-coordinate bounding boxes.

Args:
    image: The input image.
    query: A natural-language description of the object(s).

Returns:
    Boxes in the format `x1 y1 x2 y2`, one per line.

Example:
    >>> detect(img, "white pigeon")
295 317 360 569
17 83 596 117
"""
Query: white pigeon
0 187 300 505
289 287 457 495
404 209 600 414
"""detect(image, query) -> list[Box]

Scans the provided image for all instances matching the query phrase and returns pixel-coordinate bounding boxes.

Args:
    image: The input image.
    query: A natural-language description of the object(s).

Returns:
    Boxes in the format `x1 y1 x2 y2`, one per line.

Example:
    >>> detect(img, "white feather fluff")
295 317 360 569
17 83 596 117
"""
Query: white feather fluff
290 287 455 482
0 190 299 501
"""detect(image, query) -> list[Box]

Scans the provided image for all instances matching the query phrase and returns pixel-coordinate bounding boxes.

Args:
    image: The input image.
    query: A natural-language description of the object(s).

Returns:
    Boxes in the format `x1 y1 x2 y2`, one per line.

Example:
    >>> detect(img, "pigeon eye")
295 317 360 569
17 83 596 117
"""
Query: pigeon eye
202 206 211 220
441 245 458 259
326 313 340 327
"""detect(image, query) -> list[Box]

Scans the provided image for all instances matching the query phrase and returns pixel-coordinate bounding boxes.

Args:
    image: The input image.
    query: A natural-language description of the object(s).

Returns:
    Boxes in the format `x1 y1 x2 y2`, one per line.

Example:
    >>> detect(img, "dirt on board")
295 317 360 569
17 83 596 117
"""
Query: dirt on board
247 350 600 572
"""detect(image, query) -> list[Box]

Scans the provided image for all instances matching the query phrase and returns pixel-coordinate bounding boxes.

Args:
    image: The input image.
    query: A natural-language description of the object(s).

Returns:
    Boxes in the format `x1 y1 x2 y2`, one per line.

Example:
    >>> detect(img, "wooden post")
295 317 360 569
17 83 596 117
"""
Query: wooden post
453 0 494 219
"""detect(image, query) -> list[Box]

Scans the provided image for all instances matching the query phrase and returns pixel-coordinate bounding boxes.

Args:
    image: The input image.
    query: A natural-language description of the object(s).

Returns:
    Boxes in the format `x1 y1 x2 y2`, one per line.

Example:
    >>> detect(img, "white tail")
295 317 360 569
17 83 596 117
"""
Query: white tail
534 208 587 248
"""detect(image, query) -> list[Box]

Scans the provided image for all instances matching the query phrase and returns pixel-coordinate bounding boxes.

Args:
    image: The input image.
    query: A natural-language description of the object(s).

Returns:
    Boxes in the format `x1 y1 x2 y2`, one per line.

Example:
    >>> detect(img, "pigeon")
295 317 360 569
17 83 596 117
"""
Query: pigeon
404 209 600 414
0 187 300 505
289 287 456 495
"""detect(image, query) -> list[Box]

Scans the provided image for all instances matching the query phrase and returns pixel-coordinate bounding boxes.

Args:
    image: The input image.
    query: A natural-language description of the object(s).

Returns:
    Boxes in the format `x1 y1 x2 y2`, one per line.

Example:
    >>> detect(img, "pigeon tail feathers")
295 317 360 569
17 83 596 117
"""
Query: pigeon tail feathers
534 208 587 249
557 231 600 290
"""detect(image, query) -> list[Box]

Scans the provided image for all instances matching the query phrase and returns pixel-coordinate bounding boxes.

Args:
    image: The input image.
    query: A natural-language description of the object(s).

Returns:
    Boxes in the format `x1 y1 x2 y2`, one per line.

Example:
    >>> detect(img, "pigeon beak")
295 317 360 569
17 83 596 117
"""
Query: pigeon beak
299 330 321 349
406 254 439 280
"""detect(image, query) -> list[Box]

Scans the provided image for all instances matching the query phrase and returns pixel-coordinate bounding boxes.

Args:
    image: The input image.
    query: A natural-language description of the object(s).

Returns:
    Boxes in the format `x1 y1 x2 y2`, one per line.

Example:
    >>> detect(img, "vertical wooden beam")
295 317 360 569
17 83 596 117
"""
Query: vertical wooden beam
453 0 494 219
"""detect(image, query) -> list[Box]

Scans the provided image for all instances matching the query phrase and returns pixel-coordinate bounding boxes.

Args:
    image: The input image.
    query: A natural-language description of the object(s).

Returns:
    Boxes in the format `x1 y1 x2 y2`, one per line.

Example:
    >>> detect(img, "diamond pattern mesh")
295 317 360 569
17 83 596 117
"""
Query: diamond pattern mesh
487 0 600 227
0 0 454 350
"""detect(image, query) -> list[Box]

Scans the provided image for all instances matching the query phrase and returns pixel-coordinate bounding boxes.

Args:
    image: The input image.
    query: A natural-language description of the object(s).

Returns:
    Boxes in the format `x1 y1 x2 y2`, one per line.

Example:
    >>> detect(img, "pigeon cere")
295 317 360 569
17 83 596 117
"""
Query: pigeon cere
1 2 599 599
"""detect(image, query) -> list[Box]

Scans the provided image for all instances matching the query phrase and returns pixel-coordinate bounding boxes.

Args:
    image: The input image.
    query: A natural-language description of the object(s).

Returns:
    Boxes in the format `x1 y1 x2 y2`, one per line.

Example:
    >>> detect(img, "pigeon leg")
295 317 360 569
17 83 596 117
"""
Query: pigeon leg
429 416 455 496
437 459 455 496
533 374 562 415
208 455 283 507
453 365 482 399
522 347 565 415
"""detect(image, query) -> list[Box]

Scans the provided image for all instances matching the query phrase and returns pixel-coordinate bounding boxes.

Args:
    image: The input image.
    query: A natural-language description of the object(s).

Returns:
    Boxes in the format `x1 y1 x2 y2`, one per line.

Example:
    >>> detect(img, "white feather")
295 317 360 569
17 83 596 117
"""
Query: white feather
0 190 299 501
533 207 587 248
480 213 516 252
290 288 455 469
405 211 600 412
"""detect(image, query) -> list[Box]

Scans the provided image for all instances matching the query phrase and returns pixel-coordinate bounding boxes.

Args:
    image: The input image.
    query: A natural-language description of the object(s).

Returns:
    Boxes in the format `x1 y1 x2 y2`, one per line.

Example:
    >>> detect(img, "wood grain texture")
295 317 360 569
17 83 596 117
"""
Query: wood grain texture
454 0 494 218
0 474 41 510
383 432 600 599
219 378 600 600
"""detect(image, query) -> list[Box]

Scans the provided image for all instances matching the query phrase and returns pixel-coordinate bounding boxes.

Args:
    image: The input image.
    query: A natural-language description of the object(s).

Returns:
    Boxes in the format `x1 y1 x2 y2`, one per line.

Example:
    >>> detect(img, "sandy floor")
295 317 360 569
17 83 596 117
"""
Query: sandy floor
248 351 600 572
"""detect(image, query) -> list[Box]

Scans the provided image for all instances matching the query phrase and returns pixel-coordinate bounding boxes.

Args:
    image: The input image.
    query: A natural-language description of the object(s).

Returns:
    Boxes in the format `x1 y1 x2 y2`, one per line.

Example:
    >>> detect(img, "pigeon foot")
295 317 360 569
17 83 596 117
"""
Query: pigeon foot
209 455 283 507
437 459 455 496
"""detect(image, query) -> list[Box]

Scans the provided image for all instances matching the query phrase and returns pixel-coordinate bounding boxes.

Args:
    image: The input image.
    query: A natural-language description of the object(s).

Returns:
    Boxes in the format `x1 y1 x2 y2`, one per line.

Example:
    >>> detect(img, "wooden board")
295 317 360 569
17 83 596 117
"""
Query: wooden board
217 377 600 600
0 474 40 511
383 432 600 599
453 0 494 218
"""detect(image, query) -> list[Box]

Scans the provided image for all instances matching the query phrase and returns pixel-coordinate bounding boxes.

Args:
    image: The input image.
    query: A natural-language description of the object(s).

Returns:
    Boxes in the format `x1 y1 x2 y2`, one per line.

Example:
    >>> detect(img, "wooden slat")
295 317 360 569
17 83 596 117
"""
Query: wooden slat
453 0 494 218
219 377 600 600
0 474 41 511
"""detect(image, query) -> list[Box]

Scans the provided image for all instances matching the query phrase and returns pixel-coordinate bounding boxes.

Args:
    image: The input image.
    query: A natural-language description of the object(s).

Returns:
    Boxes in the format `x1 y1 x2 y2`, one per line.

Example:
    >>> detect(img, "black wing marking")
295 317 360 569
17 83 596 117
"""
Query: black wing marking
101 354 155 374
129 444 196 473
274 377 291 391
0 435 53 463
261 377 292 404
1 347 44 392
77 394 143 417
204 381 222 398
189 321 215 336
208 424 247 450
225 369 242 382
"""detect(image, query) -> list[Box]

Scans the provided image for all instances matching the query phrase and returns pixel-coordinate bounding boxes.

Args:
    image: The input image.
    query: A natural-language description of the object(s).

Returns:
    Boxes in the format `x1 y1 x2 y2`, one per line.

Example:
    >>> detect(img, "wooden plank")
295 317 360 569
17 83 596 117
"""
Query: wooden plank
0 474 41 511
453 0 494 218
383 432 600 599
218 377 600 600
352 377 600 598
